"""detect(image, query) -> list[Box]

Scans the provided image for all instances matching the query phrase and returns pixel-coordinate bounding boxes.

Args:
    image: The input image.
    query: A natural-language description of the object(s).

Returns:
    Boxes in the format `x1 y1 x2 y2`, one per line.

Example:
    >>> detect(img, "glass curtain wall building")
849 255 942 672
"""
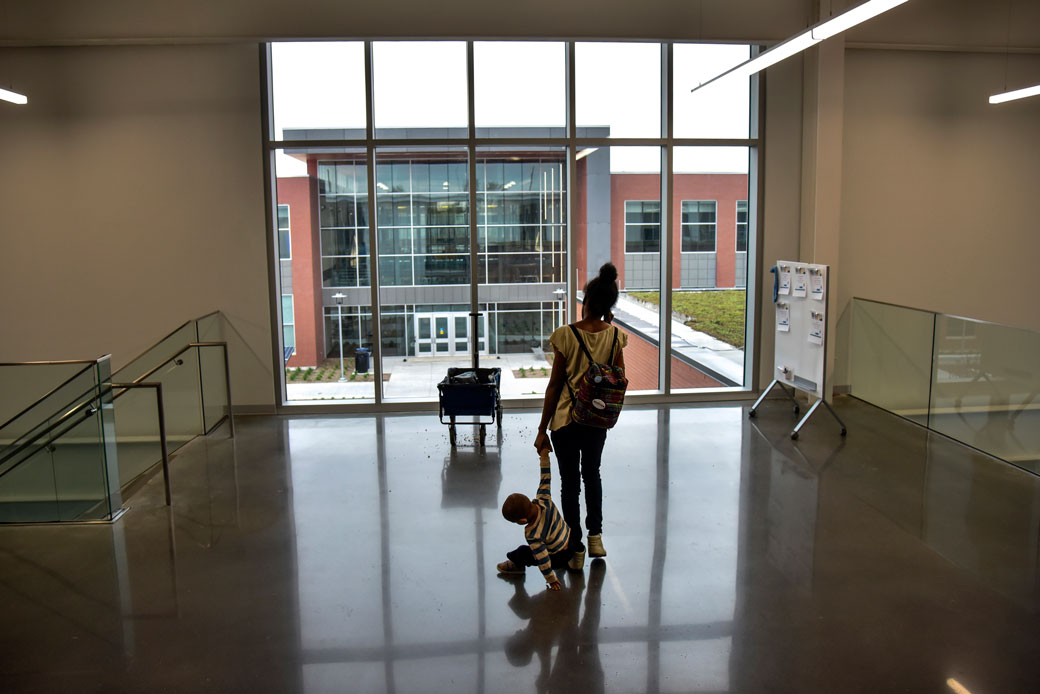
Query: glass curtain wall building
266 41 757 403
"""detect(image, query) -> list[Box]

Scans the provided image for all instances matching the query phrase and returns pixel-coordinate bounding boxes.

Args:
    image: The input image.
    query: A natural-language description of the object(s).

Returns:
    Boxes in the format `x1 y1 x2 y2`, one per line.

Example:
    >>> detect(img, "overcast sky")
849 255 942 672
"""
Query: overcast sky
271 41 751 177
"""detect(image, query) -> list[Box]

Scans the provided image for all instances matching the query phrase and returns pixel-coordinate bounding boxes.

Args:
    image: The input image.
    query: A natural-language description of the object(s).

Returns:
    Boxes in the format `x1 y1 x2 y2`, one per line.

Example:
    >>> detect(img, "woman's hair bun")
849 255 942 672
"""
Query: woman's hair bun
598 262 618 284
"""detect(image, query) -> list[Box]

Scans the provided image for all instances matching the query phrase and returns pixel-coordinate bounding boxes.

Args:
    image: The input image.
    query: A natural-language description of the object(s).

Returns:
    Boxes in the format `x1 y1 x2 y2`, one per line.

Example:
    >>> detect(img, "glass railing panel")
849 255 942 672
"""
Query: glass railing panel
198 344 229 434
112 321 197 384
112 386 164 489
849 299 934 426
0 445 59 523
930 315 1040 474
0 365 100 467
150 347 205 456
0 362 94 426
51 405 112 521
0 398 112 523
196 312 225 344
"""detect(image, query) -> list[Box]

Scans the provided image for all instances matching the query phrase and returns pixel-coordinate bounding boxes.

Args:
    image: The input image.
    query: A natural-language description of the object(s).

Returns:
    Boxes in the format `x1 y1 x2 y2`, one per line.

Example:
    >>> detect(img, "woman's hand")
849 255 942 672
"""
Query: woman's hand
534 431 552 454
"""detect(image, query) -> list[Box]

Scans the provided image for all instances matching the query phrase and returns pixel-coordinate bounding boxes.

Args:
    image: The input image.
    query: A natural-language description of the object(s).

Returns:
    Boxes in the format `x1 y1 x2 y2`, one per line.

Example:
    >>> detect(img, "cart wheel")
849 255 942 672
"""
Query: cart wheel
496 406 503 426
449 425 457 448
479 425 487 447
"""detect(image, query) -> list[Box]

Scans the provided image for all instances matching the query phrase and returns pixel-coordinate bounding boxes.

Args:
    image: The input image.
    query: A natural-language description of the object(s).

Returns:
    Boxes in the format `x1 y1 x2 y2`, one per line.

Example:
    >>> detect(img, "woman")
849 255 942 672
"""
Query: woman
534 262 627 563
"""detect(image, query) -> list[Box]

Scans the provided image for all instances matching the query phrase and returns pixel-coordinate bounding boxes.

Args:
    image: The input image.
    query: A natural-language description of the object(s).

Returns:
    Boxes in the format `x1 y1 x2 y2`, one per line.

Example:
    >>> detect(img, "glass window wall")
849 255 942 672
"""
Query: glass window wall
670 147 750 391
267 41 757 404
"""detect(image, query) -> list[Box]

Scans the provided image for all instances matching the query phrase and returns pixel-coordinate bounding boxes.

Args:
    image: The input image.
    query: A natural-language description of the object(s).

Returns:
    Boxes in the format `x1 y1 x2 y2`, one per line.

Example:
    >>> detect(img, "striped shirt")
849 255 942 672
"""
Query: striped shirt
525 454 571 582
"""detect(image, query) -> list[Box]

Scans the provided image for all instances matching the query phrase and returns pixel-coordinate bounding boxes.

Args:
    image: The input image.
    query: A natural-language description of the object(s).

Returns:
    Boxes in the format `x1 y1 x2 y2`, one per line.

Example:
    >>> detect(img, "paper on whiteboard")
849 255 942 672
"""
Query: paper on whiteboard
777 304 791 332
810 270 824 300
792 267 808 297
808 311 824 345
778 267 791 295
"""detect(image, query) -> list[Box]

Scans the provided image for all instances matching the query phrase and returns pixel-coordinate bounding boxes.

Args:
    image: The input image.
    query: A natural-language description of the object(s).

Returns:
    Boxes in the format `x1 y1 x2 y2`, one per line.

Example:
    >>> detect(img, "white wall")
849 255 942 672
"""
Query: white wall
839 48 1040 332
0 44 276 409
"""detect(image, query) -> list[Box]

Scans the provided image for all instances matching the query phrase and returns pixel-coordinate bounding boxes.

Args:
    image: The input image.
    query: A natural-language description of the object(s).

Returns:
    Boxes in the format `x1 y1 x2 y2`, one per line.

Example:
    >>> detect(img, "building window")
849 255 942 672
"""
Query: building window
681 200 716 252
736 200 748 252
625 201 661 253
277 205 291 259
478 155 566 284
319 161 370 288
281 295 296 354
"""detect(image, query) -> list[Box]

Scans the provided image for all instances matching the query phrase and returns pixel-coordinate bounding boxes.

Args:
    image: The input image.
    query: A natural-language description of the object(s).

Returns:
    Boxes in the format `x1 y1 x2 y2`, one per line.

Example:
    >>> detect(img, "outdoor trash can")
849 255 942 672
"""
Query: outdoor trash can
355 348 370 373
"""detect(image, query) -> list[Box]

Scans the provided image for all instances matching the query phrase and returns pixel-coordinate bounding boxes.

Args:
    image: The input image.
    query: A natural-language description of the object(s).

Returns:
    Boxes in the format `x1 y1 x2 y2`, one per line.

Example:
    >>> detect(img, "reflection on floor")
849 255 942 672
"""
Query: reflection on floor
1 398 1038 693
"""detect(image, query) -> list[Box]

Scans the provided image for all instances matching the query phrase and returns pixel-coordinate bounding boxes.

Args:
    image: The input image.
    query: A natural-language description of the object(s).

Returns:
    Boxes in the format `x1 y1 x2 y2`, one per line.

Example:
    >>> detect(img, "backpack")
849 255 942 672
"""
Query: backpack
565 325 628 429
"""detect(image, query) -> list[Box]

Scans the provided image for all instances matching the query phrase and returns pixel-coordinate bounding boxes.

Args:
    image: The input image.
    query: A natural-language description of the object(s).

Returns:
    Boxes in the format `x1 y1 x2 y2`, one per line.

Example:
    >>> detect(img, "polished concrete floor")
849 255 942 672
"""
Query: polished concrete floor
1 397 1038 693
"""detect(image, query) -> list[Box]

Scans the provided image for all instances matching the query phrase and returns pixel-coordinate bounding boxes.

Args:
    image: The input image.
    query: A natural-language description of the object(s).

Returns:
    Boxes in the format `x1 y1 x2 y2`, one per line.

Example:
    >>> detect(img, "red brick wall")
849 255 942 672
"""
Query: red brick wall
610 174 659 290
620 328 723 390
278 176 324 368
609 173 748 290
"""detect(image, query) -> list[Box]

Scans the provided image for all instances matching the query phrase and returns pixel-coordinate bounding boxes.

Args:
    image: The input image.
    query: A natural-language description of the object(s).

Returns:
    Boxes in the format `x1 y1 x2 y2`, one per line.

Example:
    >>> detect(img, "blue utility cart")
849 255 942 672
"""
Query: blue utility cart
438 367 502 447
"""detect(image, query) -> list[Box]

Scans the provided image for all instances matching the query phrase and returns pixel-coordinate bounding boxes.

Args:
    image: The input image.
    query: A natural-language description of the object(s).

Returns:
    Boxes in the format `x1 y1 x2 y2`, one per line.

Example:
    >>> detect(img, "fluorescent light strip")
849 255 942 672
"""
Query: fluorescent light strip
691 0 909 93
989 83 1040 104
0 87 28 105
575 147 599 161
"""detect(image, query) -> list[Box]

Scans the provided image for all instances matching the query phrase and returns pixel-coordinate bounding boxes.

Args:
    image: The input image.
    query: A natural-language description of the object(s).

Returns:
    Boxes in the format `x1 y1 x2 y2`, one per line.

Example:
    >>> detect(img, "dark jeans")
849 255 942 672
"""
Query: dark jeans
507 534 583 570
550 422 608 543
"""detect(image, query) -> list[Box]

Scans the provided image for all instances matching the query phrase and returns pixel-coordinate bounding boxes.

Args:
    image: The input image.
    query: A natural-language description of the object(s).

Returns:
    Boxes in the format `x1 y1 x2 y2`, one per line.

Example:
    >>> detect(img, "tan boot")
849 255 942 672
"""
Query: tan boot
567 550 586 571
588 534 606 557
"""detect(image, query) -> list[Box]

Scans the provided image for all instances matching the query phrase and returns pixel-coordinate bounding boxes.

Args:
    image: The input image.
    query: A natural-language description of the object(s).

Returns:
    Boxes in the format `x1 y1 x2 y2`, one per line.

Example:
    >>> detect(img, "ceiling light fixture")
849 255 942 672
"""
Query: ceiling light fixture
0 87 28 105
989 83 1040 104
690 0 910 93
989 2 1037 104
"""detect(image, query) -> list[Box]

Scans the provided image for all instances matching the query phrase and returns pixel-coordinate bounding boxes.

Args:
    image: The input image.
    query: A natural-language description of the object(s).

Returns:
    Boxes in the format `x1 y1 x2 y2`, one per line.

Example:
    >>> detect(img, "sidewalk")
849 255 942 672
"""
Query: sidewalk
287 352 551 402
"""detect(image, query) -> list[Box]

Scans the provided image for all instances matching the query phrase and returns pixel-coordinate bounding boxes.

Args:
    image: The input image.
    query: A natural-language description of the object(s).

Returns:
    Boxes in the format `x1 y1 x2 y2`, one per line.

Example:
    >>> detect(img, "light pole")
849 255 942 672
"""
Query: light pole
333 293 346 382
553 287 566 328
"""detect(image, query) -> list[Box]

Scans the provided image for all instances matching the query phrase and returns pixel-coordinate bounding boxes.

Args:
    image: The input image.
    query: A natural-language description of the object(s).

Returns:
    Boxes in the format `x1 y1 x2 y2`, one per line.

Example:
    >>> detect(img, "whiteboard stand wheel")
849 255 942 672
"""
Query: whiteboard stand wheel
790 431 799 440
793 406 800 415
748 409 756 418
841 427 847 437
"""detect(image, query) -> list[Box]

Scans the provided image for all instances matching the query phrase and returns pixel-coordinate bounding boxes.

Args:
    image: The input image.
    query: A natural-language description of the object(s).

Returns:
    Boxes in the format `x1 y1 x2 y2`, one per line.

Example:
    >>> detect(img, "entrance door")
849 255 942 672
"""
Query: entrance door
415 314 451 355
414 313 487 356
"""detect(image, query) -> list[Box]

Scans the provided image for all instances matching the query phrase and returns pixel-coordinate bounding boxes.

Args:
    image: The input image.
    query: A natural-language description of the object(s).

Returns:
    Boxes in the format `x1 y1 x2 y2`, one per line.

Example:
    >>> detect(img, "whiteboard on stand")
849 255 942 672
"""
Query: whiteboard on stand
772 260 828 399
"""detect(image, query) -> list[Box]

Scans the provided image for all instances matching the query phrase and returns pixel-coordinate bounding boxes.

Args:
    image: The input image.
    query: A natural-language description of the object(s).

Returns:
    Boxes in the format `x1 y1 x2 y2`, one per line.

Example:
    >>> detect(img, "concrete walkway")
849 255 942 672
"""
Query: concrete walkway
287 352 551 402
287 293 744 401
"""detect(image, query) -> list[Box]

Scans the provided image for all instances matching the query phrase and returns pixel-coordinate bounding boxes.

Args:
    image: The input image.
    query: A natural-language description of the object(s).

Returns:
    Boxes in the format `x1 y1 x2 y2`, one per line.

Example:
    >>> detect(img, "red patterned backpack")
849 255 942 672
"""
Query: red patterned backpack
565 325 628 429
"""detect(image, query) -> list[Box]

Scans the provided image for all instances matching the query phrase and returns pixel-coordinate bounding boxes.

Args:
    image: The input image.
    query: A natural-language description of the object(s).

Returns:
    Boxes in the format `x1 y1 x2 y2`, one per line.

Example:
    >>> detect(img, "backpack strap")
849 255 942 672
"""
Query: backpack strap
608 327 619 365
568 324 596 366
563 325 591 417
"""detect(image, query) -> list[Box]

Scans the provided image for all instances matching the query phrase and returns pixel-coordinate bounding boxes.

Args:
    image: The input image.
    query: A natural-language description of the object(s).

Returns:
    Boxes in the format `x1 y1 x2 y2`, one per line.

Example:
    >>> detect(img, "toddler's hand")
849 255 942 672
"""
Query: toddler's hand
534 431 552 454
547 578 561 591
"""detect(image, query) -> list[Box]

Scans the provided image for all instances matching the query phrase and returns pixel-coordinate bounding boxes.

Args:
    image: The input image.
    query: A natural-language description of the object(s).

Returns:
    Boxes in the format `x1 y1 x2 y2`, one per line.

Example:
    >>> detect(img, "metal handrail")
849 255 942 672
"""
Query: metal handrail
0 340 234 490
0 387 106 474
110 311 222 382
0 360 98 433
0 359 100 366
110 382 172 506
124 341 234 437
